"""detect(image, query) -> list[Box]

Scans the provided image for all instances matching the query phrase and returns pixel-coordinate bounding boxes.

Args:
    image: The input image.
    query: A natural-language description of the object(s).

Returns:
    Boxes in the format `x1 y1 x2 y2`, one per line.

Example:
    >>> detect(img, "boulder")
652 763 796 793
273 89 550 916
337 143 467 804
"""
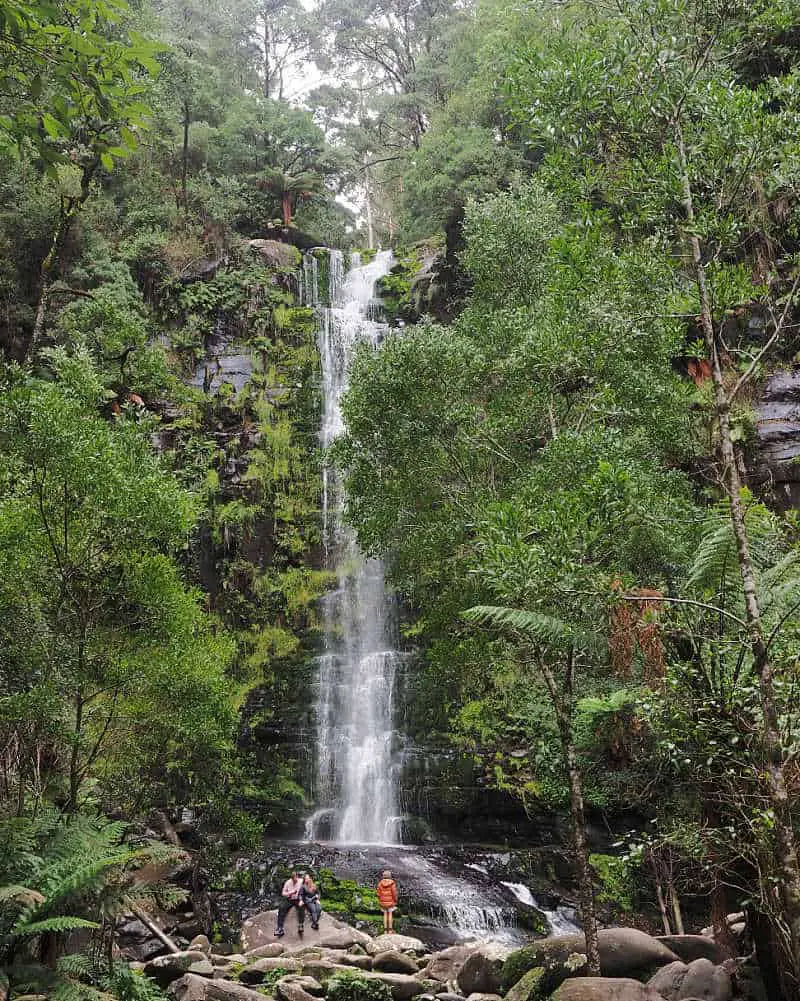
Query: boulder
465 994 503 1001
240 958 303 984
553 979 667 1001
145 951 214 987
434 994 466 1001
425 946 473 983
300 961 354 981
246 943 285 959
457 944 512 996
648 958 732 1001
504 968 546 1001
368 934 428 956
273 982 316 1001
364 972 430 1000
168 974 269 1001
655 939 726 966
248 239 300 271
242 911 371 952
189 928 211 952
373 951 420 975
342 954 373 970
277 976 325 998
502 930 679 993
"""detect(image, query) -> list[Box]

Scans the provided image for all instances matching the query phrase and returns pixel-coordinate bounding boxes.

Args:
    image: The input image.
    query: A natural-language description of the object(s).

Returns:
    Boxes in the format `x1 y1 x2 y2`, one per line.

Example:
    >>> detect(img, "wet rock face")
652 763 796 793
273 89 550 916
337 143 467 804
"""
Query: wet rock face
754 369 800 508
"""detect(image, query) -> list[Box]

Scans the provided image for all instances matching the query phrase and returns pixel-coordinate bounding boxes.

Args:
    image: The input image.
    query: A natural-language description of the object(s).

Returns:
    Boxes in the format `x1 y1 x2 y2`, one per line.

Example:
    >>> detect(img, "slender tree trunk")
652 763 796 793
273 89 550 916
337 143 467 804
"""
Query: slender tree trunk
263 14 272 98
182 100 190 218
282 191 292 227
67 691 83 814
540 656 600 974
364 156 375 250
676 125 800 980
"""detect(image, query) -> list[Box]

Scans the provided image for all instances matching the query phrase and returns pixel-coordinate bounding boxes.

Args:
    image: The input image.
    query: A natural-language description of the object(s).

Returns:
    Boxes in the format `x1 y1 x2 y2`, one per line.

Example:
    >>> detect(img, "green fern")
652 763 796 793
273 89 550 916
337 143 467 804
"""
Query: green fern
13 916 99 938
462 604 599 653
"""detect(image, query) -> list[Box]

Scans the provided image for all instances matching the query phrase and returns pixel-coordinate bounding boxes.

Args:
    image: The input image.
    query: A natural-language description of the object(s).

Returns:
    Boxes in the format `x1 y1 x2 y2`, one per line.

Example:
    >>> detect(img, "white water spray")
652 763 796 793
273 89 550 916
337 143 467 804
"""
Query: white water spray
304 250 403 844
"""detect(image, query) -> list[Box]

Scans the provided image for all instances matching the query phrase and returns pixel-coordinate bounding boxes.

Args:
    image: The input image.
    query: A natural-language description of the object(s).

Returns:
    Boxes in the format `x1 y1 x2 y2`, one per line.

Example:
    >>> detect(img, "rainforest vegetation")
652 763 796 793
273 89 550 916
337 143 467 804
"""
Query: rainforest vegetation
2 0 800 998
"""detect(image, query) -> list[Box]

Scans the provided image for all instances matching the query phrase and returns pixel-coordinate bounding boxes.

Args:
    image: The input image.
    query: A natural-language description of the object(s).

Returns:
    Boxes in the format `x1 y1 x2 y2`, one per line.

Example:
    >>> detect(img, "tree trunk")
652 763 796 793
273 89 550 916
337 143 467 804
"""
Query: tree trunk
29 158 99 357
676 125 800 980
182 100 190 218
263 13 272 98
67 691 83 814
540 656 600 974
364 156 375 250
282 191 292 227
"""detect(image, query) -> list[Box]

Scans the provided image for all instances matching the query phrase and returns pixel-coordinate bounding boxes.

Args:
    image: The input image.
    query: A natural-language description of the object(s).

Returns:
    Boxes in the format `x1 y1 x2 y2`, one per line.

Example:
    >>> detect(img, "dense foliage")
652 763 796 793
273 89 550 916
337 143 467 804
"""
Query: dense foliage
3 0 800 996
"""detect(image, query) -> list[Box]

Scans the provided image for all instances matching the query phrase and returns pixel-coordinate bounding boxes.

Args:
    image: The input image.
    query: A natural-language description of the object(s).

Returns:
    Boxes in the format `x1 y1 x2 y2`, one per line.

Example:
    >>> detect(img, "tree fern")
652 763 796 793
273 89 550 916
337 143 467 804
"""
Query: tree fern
462 604 600 653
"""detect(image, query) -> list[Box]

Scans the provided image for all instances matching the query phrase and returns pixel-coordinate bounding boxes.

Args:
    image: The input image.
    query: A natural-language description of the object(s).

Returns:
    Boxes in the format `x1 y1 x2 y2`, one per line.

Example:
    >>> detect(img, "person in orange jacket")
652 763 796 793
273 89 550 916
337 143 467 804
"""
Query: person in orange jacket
376 869 398 932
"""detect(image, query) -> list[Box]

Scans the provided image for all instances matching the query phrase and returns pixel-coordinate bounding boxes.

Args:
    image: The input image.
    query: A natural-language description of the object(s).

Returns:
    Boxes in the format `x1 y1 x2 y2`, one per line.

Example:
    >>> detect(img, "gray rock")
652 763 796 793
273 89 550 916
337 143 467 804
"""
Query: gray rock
466 994 503 1001
239 957 302 984
457 944 512 996
553 979 666 1001
373 951 420 974
168 974 270 1001
145 951 214 987
241 911 370 952
649 963 689 1001
502 930 679 994
277 976 324 998
648 958 732 1001
273 982 316 1001
300 961 354 981
248 240 299 271
342 954 373 970
504 968 545 1001
245 943 285 959
363 972 432 1000
189 936 212 955
656 938 726 966
425 947 472 983
435 993 466 1001
367 934 427 956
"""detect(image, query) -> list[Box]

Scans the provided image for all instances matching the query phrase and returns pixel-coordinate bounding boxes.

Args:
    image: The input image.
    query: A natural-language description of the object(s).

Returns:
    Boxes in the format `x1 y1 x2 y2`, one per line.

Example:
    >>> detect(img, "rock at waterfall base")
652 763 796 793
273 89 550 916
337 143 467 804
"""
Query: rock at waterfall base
552 978 667 1001
246 943 286 959
502 930 679 993
144 951 214 986
648 959 732 1001
168 974 271 1001
456 944 512 996
424 946 472 983
239 957 302 983
654 938 726 965
367 934 427 956
273 981 317 1001
276 976 325 998
373 951 420 974
504 968 546 1001
241 911 372 952
342 953 374 970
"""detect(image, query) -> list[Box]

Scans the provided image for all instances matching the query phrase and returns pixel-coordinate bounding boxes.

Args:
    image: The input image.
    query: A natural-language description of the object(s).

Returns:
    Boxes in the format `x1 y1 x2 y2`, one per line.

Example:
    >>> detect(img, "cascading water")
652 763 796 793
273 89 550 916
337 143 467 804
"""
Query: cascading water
304 249 404 845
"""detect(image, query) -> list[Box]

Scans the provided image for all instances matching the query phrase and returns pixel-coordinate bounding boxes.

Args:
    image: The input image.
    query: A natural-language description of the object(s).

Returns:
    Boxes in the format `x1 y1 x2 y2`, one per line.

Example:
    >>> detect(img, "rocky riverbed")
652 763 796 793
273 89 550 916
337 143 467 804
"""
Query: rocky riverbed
133 909 754 1001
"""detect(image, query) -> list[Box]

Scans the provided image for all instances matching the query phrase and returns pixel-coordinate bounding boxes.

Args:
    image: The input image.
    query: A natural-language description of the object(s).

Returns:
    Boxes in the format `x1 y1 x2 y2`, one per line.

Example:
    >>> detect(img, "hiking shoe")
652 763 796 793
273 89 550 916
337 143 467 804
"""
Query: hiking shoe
311 922 319 930
275 929 284 937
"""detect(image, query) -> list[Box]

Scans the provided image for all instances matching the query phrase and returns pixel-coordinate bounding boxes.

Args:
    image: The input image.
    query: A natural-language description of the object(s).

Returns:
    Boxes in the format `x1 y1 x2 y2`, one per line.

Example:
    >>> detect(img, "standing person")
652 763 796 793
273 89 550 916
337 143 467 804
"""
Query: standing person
301 873 322 930
376 869 398 933
275 869 305 937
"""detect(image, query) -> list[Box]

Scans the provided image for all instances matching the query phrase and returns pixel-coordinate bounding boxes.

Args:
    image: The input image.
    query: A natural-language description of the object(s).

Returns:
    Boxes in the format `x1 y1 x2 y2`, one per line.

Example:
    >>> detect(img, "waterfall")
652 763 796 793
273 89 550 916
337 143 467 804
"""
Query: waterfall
305 249 404 845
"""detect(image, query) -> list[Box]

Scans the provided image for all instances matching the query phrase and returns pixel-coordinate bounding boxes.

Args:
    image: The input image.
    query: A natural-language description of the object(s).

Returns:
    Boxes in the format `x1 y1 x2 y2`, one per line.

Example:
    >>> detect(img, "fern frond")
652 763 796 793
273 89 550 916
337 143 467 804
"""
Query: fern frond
13 915 99 937
462 604 599 652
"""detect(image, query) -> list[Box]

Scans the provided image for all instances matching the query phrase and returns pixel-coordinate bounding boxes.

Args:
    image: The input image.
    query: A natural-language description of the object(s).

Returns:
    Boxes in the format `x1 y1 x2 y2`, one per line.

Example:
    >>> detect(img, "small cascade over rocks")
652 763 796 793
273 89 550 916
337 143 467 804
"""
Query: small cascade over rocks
303 249 406 845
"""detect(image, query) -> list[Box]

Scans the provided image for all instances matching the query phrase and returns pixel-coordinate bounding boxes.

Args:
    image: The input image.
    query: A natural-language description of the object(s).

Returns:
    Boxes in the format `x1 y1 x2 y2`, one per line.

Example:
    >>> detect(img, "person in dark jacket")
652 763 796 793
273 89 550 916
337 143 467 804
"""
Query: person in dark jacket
301 873 322 930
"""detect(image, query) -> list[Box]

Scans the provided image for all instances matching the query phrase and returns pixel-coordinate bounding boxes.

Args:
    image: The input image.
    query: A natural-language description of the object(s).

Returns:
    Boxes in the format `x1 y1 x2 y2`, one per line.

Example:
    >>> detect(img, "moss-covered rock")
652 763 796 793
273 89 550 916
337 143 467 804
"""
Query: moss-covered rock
503 968 545 1001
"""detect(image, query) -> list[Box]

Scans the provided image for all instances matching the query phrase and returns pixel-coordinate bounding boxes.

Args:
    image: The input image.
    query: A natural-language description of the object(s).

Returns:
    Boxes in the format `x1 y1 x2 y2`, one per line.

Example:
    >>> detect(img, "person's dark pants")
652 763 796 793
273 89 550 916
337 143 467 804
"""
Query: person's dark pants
276 896 304 932
306 897 321 926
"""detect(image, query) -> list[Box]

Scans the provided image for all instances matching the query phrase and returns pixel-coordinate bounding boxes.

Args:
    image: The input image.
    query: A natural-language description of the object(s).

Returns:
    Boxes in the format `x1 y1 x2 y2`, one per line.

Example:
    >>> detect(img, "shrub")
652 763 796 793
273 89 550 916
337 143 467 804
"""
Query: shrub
327 970 393 1001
